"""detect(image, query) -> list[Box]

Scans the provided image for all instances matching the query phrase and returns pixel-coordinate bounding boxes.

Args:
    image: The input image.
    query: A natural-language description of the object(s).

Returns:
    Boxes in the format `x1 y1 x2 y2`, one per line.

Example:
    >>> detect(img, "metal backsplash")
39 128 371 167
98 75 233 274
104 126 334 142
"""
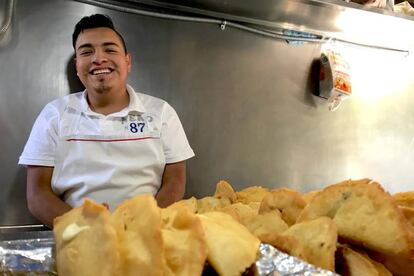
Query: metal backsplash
0 0 414 226
78 0 414 51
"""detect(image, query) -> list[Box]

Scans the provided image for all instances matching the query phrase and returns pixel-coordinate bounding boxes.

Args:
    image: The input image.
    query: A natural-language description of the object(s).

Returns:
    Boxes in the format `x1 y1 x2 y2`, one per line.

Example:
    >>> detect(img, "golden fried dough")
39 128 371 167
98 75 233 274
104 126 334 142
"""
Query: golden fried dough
198 212 260 276
259 216 337 271
243 211 289 238
112 195 168 276
161 206 207 276
393 191 414 208
236 186 269 204
336 245 379 276
219 203 288 238
285 217 337 271
259 188 306 225
370 251 414 276
197 196 230 213
370 261 393 276
219 202 257 223
302 190 319 204
167 197 198 213
362 255 392 276
345 246 393 276
53 199 121 276
399 206 414 227
297 179 414 258
247 201 261 213
214 180 237 204
54 180 414 276
259 233 307 261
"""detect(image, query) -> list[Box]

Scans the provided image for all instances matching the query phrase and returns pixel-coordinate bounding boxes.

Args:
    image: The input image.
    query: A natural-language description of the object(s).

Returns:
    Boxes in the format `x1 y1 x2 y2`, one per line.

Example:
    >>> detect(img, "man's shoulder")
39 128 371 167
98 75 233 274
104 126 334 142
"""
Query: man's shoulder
135 92 170 111
135 91 166 103
46 92 83 108
42 92 83 116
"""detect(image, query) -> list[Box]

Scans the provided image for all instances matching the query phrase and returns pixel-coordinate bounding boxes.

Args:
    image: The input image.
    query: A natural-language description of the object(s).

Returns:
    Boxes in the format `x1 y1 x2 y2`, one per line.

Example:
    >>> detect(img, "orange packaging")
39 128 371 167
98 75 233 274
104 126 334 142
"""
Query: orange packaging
318 49 352 111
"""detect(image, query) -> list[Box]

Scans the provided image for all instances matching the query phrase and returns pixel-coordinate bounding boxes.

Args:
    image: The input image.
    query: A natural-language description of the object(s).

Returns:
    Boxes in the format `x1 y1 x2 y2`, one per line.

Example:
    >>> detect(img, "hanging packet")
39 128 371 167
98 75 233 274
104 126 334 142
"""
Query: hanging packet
318 49 352 111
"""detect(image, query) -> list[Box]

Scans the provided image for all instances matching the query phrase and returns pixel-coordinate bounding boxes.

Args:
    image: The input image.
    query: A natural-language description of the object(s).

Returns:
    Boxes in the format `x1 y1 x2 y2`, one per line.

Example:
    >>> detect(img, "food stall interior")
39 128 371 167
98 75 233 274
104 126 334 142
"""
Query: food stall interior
1 0 414 227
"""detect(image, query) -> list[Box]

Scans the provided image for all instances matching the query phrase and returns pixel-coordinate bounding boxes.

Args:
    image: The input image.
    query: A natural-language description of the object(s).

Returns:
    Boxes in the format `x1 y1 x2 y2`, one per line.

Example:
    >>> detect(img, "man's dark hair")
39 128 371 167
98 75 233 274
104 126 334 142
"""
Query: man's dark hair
72 14 128 53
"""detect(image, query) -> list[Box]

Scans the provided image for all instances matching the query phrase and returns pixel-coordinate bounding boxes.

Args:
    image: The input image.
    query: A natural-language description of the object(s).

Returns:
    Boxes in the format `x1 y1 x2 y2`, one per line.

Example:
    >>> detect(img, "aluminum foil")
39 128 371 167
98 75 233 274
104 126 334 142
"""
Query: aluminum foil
255 243 340 276
1 231 339 276
0 231 56 275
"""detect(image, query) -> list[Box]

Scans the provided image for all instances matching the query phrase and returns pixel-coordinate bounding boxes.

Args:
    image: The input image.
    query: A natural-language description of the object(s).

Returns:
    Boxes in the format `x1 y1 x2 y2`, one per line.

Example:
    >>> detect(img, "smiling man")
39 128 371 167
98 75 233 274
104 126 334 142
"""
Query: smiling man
18 14 194 228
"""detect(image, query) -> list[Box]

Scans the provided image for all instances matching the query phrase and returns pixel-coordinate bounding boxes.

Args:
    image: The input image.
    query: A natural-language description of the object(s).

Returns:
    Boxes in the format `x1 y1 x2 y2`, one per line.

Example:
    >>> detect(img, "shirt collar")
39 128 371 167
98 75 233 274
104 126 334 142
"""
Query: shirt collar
126 84 146 114
67 84 146 116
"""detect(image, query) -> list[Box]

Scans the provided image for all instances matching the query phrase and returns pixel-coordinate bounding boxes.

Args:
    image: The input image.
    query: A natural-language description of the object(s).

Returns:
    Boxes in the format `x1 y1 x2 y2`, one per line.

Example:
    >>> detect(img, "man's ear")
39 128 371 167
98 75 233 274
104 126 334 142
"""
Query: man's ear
73 56 79 76
126 53 132 73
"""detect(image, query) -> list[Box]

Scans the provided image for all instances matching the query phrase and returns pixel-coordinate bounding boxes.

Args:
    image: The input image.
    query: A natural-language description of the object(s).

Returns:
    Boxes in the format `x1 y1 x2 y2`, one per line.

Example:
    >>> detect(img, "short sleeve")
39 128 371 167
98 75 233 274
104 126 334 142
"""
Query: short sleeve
161 103 195 164
18 104 59 167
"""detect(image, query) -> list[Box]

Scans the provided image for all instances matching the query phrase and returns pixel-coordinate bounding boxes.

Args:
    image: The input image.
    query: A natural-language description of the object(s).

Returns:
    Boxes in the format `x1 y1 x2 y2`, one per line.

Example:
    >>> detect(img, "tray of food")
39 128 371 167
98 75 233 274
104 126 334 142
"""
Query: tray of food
1 178 413 275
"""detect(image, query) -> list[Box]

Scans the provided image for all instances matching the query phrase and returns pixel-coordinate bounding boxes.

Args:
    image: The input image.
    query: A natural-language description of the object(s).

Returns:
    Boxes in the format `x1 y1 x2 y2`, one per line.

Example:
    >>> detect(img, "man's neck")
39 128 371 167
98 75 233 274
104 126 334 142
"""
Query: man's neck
86 86 130 116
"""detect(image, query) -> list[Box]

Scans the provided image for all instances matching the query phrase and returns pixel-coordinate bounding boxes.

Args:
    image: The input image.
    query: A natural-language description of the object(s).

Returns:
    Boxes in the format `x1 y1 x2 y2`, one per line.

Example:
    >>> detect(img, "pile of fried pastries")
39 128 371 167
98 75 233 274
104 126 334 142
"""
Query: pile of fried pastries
53 179 414 276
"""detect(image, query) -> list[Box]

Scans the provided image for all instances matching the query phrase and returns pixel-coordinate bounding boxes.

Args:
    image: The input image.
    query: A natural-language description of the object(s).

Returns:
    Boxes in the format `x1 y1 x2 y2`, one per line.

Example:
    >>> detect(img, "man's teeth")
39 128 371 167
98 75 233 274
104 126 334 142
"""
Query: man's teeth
92 69 111 75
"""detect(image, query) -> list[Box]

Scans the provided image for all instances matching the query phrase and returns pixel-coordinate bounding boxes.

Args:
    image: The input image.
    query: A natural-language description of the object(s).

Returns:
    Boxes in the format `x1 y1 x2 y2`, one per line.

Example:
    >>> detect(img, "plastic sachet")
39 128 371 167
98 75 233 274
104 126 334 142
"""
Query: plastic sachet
318 48 352 111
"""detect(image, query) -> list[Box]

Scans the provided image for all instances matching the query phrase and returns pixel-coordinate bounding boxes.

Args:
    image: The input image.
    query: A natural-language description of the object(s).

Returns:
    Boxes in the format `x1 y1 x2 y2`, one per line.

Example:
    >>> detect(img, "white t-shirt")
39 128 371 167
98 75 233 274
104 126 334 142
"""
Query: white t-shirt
19 85 194 209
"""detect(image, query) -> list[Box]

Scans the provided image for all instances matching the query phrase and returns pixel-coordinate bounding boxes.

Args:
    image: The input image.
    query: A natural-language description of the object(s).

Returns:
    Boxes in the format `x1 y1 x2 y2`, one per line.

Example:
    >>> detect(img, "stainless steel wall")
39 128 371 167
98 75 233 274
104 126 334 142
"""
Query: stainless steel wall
1 0 414 225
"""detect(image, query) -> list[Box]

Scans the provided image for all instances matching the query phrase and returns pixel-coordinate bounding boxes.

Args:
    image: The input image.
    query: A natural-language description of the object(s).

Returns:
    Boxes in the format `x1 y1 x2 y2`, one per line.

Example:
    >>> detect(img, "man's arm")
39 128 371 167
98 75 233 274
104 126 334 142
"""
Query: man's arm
26 166 72 228
155 161 187 208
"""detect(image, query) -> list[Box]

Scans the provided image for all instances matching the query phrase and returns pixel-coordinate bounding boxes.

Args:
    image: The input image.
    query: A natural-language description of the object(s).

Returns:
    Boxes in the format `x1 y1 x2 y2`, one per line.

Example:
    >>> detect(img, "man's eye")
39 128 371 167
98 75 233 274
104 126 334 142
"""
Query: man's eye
106 48 117 53
80 51 92 55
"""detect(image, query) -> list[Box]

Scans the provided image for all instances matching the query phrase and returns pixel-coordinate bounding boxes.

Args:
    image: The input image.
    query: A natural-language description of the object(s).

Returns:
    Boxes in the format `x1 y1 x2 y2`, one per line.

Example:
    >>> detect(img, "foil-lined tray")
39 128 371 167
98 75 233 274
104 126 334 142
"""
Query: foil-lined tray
256 244 339 276
0 231 339 275
0 231 56 275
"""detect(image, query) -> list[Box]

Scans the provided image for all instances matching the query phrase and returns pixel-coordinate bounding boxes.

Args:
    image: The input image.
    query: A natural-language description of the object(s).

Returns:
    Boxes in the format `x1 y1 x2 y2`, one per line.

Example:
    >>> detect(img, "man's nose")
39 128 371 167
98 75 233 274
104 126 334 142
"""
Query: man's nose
92 50 107 64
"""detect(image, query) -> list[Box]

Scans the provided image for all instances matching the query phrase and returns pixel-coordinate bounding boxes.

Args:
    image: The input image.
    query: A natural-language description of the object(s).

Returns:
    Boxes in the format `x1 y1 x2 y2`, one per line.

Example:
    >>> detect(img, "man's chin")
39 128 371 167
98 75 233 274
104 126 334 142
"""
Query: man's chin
89 79 112 92
90 82 112 93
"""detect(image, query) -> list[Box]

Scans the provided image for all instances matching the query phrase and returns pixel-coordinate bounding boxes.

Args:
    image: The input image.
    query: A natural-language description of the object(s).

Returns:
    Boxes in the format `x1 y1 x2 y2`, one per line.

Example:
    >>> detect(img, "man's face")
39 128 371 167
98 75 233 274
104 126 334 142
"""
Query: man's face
74 27 131 93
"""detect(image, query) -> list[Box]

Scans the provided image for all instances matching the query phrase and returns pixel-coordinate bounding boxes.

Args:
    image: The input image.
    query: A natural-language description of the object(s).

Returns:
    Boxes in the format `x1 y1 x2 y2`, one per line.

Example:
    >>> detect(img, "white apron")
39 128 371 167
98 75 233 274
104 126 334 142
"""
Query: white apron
51 107 165 210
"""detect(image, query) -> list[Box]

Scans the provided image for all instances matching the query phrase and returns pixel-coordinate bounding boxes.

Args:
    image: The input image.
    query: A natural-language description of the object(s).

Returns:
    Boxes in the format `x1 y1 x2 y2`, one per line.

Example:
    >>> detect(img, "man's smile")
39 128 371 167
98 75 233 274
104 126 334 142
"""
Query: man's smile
90 68 114 75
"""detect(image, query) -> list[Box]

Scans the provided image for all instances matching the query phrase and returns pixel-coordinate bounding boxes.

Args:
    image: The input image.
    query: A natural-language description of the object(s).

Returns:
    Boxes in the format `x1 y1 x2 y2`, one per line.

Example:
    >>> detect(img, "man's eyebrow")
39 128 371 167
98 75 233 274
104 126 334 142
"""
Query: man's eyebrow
76 42 121 51
77 43 93 51
102 42 121 48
